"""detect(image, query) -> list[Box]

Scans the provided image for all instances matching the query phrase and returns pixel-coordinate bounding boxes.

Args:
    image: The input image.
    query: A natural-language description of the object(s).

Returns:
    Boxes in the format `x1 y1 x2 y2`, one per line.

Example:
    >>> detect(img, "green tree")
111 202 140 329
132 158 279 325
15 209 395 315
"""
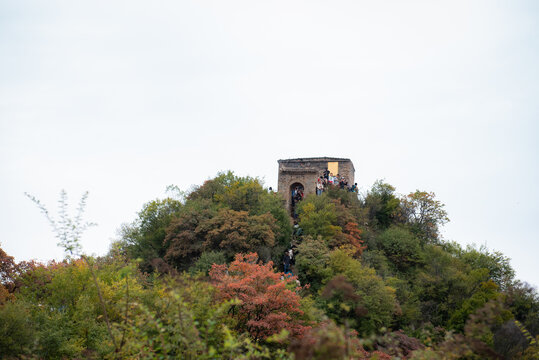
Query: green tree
163 199 217 271
116 275 233 359
363 180 400 230
165 207 277 268
449 280 501 331
187 171 236 202
459 244 515 290
186 171 292 261
326 248 397 335
0 301 35 357
295 236 332 293
214 174 292 250
361 250 392 279
320 275 367 330
378 226 423 272
201 209 277 261
11 259 140 358
399 190 449 243
254 190 293 250
414 245 472 326
189 251 227 275
297 194 341 240
214 175 267 212
24 190 126 355
120 197 183 273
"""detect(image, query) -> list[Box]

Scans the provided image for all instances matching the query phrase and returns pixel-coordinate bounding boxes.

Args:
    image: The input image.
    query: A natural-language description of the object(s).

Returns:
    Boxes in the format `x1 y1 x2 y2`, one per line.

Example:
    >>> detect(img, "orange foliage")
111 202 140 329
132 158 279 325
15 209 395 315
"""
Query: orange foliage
0 246 38 303
210 252 310 341
343 222 367 256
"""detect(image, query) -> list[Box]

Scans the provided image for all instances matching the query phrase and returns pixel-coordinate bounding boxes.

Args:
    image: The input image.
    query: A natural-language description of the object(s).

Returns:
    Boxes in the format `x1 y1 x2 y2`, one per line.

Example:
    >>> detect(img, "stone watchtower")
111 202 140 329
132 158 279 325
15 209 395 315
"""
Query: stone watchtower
277 157 355 214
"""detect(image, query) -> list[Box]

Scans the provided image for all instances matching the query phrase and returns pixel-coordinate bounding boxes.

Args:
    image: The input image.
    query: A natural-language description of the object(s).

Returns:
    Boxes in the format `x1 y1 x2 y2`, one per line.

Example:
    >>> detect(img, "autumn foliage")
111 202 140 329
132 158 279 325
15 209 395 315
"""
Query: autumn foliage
4 173 538 359
342 222 367 256
0 247 36 305
164 201 279 270
210 252 310 340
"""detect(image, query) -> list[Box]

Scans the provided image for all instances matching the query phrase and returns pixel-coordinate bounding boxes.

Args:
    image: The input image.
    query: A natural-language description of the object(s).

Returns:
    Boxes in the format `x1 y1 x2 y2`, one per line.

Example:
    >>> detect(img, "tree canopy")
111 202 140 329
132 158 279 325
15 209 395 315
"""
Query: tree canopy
2 172 537 359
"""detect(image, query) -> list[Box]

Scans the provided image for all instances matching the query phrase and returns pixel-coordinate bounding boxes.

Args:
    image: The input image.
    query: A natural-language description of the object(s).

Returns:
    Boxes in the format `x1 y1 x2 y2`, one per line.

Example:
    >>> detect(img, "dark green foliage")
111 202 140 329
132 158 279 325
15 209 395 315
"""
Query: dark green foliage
172 171 292 269
326 249 397 335
448 280 500 331
189 251 227 275
121 197 182 273
378 226 422 272
414 245 471 326
294 236 332 293
363 180 400 230
505 281 539 336
163 199 217 270
459 244 515 290
256 190 293 248
493 320 529 359
0 301 35 357
189 172 291 240
361 250 392 279
33 310 87 359
385 276 421 328
166 207 277 269
320 275 367 330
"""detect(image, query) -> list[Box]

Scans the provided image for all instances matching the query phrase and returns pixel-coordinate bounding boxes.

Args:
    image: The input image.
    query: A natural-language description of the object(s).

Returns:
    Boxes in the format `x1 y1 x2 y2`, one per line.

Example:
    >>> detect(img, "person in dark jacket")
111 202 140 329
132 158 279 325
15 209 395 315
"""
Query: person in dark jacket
283 251 291 274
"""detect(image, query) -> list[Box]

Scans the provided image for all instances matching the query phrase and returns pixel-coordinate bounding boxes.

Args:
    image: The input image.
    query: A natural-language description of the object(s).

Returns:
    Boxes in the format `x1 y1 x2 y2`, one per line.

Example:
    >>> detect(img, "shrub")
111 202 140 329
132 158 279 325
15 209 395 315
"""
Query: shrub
189 251 227 275
210 253 310 341
0 301 35 357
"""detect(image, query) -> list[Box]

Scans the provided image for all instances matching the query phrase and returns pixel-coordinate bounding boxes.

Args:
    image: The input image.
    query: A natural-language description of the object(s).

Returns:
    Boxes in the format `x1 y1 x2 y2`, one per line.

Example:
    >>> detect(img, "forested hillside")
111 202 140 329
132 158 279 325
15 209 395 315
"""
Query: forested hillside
1 171 538 359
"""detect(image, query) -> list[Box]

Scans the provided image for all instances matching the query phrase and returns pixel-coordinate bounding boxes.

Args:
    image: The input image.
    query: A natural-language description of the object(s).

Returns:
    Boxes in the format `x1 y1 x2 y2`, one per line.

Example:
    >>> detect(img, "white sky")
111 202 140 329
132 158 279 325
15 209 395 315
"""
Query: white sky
1 1 538 286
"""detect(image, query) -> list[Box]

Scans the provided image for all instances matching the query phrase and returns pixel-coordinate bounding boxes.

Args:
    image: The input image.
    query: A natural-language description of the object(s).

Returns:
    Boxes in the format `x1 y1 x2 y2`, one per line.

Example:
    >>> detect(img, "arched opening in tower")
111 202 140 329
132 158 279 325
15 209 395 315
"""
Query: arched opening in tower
289 182 304 218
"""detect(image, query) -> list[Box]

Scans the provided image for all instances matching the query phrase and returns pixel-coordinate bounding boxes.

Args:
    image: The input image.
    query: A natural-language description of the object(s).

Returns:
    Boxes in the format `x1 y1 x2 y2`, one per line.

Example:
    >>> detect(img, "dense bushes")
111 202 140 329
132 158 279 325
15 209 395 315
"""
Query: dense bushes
1 172 538 359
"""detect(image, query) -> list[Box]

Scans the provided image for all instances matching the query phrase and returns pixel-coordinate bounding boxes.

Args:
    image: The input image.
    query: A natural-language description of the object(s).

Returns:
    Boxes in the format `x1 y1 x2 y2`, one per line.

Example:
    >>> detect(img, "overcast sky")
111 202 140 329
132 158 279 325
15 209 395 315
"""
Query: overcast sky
1 1 538 286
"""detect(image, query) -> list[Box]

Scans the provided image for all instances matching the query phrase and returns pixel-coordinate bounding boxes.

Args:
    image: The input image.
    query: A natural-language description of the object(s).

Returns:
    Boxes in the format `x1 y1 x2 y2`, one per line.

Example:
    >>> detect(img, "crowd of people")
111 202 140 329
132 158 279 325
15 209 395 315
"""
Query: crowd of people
291 186 304 204
316 168 358 195
291 171 359 202
290 169 358 219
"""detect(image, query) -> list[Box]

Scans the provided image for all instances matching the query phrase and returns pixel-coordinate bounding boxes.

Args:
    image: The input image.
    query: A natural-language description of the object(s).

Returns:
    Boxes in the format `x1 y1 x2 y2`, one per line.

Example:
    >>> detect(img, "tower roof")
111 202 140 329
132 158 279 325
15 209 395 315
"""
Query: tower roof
278 157 354 172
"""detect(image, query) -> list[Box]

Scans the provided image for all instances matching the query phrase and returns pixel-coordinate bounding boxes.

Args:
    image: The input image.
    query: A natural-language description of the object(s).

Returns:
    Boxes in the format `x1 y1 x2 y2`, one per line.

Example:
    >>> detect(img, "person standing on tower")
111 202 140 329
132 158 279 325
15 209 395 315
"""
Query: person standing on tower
316 178 324 195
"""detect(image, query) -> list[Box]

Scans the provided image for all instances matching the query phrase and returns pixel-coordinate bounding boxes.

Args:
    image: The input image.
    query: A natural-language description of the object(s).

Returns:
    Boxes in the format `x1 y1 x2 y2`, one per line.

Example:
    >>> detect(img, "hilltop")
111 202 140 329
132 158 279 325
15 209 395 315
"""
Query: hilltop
1 171 538 359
